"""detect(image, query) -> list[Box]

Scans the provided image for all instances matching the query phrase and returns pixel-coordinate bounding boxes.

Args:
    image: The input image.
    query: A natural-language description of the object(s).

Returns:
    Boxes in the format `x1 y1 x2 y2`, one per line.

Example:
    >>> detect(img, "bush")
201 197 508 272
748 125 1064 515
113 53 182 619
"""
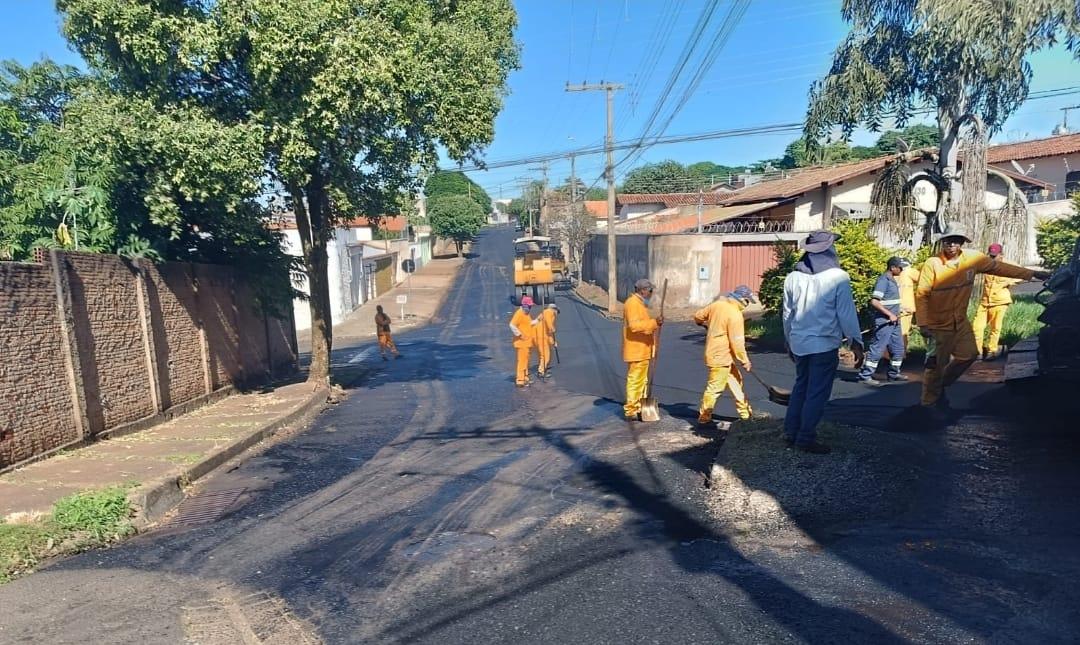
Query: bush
51 487 134 541
757 242 799 314
758 220 891 327
1036 195 1080 270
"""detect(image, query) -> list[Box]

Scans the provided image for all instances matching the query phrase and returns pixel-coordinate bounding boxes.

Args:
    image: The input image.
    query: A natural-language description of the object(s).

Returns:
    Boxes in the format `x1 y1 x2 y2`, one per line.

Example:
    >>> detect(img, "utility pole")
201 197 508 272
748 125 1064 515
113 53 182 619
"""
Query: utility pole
567 81 623 314
697 187 704 234
569 153 577 204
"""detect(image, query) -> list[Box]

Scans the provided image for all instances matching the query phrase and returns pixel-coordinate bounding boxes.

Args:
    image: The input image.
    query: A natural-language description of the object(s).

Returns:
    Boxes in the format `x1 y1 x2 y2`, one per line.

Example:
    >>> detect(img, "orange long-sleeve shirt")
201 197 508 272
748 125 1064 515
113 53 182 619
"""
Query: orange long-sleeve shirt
692 298 748 368
915 249 1033 331
622 293 658 362
510 309 535 348
979 274 1022 307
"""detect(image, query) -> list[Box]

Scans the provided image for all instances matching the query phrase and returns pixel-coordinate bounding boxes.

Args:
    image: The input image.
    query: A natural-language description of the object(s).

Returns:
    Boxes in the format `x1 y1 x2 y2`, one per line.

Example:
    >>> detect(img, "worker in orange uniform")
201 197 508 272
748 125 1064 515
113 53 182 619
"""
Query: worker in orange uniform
972 243 1022 361
693 285 756 425
374 305 402 360
896 258 919 350
509 295 540 387
915 225 1049 409
623 278 663 420
535 303 559 378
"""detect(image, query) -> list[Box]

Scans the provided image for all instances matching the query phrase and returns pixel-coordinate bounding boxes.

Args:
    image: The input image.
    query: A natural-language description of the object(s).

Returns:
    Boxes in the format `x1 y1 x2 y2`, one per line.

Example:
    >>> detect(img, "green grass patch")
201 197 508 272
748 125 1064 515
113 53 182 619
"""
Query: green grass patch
746 315 785 350
163 452 203 465
907 294 1044 354
0 487 135 583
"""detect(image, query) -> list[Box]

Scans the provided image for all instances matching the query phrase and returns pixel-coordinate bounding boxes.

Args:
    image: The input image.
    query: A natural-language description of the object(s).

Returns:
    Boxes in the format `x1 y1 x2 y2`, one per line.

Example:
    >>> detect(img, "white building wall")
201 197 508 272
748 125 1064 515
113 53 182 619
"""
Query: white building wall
283 225 370 331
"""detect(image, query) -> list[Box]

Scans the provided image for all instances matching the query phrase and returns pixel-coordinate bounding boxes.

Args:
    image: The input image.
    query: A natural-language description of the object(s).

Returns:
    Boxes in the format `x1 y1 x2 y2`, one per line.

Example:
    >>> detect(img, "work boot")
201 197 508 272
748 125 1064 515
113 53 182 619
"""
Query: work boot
395 353 403 359
857 376 882 387
783 436 795 447
796 441 832 455
381 355 389 362
888 373 909 382
516 382 530 389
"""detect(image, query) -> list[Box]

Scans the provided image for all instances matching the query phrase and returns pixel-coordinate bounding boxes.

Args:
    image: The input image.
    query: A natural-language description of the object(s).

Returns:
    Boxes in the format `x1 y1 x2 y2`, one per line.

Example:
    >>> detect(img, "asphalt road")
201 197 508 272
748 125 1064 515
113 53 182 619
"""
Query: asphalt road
2 225 1079 644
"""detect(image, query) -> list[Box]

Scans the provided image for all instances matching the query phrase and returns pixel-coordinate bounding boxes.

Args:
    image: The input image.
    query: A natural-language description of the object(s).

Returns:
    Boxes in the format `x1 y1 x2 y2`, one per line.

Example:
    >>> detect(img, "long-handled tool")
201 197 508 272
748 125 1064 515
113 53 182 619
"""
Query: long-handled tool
746 367 790 406
639 279 668 422
553 334 560 364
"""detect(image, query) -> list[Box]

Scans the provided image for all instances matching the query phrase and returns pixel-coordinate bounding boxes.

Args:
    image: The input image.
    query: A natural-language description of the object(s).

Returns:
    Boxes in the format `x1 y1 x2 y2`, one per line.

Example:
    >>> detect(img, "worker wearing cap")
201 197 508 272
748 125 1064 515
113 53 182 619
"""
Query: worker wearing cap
916 225 1050 408
510 296 540 387
693 285 755 424
896 258 920 349
972 243 1022 361
857 257 909 386
623 278 663 419
536 303 559 377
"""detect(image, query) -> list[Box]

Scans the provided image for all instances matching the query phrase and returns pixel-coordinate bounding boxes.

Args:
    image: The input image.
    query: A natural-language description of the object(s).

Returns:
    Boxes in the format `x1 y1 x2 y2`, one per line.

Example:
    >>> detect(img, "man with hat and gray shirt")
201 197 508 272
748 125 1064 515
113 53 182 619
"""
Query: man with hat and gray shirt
915 224 1049 409
782 230 864 454
857 256 910 386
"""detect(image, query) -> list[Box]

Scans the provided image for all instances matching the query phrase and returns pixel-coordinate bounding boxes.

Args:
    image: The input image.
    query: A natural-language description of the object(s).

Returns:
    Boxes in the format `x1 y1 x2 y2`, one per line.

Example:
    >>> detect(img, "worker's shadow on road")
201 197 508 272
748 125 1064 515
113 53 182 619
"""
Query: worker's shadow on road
368 423 909 643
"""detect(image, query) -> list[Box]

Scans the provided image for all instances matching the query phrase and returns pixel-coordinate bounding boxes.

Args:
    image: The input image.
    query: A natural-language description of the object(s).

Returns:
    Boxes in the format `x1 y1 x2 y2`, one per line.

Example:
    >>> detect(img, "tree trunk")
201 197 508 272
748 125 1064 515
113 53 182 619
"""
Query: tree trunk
291 173 333 386
455 240 463 257
932 107 962 242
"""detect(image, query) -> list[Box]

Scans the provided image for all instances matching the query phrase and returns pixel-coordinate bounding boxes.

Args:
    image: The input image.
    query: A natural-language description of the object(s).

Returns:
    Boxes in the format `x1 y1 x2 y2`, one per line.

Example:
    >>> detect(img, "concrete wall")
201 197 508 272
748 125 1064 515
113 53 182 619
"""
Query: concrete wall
648 235 725 307
0 252 297 470
582 234 650 302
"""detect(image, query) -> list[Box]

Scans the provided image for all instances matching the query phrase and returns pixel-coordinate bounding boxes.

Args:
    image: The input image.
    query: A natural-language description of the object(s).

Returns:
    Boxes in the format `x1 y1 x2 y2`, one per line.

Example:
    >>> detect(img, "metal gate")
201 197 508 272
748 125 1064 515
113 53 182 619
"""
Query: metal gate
373 256 394 296
720 241 785 293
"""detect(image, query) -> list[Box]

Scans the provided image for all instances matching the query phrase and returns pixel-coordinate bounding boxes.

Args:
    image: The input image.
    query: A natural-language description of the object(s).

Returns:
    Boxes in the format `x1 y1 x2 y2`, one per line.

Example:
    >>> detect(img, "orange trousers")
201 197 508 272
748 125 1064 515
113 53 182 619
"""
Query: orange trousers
515 342 533 385
378 333 399 357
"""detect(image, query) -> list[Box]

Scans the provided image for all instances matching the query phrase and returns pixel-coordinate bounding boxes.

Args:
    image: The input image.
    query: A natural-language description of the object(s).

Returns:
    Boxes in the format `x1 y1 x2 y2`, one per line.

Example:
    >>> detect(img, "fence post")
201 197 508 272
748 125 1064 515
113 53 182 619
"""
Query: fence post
192 264 213 394
133 261 162 413
48 250 90 440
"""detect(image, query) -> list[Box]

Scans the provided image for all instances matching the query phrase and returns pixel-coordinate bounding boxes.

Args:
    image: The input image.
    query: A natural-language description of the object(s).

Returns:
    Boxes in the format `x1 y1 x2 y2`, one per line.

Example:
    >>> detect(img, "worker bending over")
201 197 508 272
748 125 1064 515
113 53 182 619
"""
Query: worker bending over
972 243 1021 361
535 303 559 377
857 257 909 386
916 225 1049 409
623 278 663 420
693 285 755 425
510 295 540 387
374 305 401 360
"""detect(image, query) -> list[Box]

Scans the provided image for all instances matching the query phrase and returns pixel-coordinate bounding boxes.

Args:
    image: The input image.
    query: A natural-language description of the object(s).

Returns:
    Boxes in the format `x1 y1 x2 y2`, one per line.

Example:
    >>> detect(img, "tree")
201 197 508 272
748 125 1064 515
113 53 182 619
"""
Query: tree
686 161 741 185
58 0 519 385
425 170 491 214
545 202 594 269
804 0 1079 243
428 194 485 257
621 160 702 193
779 137 857 169
1036 195 1080 270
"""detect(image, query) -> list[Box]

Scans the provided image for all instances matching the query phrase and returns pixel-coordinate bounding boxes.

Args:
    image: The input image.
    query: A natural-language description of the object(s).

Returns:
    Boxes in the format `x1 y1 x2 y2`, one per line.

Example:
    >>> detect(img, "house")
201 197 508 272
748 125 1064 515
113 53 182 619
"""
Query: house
271 214 431 331
986 132 1080 220
615 192 729 220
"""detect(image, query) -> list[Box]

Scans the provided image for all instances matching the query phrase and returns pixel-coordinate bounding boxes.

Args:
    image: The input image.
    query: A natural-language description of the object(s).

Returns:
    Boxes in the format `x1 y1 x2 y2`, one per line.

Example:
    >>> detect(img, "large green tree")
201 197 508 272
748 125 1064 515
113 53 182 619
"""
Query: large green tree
425 170 491 214
874 124 940 155
428 194 485 257
804 0 1080 244
58 0 518 384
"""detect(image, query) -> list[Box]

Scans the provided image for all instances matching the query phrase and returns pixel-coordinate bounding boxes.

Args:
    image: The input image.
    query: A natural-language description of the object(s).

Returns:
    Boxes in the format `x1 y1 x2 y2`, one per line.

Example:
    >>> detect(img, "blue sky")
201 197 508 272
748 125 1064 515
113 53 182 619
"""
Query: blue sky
6 1 1079 200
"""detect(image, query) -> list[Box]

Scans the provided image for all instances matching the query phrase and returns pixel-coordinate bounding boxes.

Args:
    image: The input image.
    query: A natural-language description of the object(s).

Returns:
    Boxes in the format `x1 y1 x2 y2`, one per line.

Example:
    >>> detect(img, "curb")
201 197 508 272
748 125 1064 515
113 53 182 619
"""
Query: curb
128 385 330 528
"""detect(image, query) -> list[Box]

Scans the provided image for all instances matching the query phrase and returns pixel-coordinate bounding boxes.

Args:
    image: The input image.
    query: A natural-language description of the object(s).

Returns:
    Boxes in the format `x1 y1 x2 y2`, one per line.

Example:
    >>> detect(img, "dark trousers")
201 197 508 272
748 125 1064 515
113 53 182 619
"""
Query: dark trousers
784 350 839 446
859 321 905 379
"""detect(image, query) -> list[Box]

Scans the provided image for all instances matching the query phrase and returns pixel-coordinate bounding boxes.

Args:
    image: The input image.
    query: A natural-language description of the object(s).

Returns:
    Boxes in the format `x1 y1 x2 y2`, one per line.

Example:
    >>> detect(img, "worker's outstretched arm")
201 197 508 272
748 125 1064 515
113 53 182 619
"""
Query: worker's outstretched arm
979 255 1034 281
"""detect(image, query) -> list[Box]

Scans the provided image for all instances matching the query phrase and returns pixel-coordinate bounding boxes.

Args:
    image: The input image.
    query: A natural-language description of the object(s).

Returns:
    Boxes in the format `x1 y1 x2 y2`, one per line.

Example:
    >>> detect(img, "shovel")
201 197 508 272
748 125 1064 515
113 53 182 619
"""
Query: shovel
639 279 668 423
746 367 790 406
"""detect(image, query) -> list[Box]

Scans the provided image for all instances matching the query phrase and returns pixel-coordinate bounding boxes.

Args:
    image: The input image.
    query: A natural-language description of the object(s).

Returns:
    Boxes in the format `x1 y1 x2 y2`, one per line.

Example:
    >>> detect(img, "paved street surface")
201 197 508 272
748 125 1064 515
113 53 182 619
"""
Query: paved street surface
2 225 1079 644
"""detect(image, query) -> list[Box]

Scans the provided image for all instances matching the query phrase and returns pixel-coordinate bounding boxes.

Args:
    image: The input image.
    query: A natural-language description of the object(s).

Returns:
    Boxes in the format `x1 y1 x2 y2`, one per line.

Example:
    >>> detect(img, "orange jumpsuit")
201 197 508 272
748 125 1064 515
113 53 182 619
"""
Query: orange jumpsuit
972 274 1021 356
510 308 536 386
622 293 659 418
375 312 399 358
692 298 752 422
536 308 558 375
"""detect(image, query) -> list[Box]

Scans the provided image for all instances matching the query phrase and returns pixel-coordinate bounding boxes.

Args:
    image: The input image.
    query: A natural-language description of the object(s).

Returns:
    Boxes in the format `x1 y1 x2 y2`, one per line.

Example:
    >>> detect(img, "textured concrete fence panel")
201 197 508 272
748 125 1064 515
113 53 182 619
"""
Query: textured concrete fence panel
0 251 297 471
582 234 650 302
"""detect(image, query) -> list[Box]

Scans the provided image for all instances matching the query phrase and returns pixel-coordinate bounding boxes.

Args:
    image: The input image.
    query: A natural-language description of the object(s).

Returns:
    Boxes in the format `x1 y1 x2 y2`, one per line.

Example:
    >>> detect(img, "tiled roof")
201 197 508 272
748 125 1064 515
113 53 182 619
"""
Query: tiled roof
718 156 895 205
583 200 608 218
617 192 730 207
986 133 1080 163
617 202 780 233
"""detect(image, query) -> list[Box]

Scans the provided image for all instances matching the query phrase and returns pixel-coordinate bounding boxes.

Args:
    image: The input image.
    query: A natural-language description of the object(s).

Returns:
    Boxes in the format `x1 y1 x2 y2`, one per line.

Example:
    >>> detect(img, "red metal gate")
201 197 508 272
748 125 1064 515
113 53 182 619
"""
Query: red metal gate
720 241 787 293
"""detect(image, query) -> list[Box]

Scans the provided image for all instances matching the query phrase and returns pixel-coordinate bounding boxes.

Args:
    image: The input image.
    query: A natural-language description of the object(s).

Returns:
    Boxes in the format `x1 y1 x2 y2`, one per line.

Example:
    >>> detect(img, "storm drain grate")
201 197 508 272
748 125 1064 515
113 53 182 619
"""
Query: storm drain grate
165 488 246 527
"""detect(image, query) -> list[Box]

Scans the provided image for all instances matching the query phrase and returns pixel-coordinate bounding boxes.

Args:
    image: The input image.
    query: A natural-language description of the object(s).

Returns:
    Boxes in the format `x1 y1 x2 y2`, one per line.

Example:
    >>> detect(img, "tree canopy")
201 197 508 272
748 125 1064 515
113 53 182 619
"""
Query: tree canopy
56 0 519 382
425 170 491 215
428 194 486 257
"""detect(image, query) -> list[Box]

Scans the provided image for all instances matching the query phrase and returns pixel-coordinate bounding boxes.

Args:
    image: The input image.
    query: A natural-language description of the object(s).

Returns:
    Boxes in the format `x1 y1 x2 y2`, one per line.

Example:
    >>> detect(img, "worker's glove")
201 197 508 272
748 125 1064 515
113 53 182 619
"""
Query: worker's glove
741 361 752 372
887 313 899 323
656 315 665 326
1033 270 1052 281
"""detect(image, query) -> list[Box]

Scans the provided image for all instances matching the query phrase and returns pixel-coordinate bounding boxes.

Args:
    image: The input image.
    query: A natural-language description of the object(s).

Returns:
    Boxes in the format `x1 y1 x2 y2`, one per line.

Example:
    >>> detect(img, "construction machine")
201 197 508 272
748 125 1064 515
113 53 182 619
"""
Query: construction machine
514 235 555 304
1036 236 1080 381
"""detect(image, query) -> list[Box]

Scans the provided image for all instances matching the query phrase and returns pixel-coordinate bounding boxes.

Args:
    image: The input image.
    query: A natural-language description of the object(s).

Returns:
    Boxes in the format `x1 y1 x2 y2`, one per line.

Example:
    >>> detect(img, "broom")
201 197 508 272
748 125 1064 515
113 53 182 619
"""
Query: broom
639 279 667 422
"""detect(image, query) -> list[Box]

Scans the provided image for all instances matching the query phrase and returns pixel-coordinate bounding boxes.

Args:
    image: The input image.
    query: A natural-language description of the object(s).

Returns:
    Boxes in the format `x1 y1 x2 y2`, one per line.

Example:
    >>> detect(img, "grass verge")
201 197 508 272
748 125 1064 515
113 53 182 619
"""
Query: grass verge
0 486 135 583
907 294 1044 353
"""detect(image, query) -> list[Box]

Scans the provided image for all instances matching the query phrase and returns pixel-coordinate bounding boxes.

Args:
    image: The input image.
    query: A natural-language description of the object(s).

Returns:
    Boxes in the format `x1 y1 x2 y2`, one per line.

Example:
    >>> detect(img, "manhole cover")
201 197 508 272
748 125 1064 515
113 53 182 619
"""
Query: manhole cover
165 488 246 527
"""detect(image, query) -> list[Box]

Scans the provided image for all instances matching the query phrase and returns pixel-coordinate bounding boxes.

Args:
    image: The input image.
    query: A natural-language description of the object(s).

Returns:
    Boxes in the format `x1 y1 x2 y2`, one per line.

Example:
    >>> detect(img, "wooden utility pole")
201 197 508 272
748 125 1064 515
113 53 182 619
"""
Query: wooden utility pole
569 153 577 204
567 81 623 313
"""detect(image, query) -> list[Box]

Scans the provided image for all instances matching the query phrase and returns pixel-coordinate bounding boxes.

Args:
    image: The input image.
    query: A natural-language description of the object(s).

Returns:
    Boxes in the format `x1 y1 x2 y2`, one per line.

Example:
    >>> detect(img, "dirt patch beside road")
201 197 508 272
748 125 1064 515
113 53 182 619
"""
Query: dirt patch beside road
707 419 925 539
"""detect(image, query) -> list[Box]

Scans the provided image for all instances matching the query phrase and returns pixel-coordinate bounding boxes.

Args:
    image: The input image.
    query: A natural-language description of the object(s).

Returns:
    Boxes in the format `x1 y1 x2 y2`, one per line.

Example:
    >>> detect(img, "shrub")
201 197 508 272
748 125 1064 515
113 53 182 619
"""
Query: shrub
51 487 133 541
758 242 799 314
832 219 892 324
1035 195 1080 270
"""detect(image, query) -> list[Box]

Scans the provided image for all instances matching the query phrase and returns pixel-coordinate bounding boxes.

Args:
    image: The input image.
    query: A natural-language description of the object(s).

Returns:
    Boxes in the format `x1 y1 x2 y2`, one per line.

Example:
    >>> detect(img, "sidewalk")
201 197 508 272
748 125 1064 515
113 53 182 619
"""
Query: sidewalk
1 249 466 532
0 381 327 526
297 252 466 352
